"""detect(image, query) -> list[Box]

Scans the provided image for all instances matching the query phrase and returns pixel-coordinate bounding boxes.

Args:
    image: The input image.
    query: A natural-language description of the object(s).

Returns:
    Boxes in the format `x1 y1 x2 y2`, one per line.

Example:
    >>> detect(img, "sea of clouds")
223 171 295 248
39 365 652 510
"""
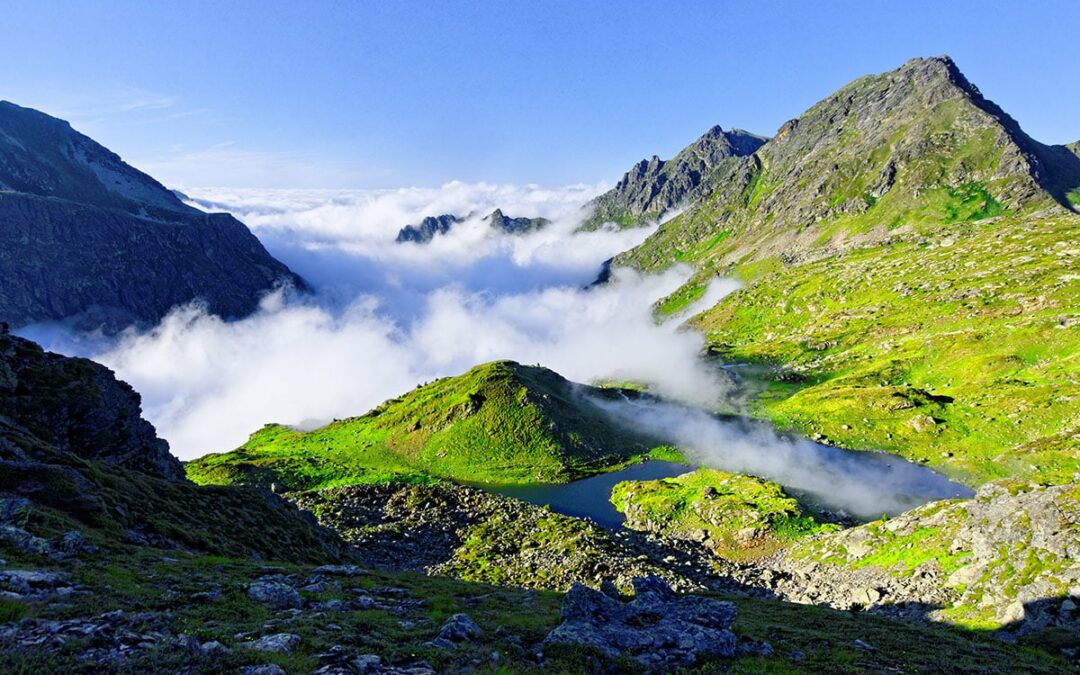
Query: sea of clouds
25 182 737 460
17 181 974 516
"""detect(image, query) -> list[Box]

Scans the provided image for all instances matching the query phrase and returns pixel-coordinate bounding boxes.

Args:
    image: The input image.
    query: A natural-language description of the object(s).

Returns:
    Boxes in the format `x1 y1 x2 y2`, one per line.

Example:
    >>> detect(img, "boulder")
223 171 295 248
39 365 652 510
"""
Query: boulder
437 613 481 643
246 580 302 609
247 632 301 654
545 576 737 667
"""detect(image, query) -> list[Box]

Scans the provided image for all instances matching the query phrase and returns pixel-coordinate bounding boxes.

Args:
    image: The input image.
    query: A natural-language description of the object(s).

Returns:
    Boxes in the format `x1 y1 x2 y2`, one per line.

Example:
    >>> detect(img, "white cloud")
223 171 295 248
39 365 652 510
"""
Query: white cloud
20 182 733 459
20 182 969 516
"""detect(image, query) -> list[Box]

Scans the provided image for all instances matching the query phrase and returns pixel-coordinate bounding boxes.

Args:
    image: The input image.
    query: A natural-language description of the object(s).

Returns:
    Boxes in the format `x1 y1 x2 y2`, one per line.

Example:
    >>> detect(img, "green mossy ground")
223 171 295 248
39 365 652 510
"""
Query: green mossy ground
187 361 667 490
611 469 839 559
689 214 1080 487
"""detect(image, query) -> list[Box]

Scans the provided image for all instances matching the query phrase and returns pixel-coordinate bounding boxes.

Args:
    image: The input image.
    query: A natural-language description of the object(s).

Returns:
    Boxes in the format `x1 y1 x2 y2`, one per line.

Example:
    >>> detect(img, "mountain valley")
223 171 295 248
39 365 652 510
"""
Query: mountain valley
0 53 1077 673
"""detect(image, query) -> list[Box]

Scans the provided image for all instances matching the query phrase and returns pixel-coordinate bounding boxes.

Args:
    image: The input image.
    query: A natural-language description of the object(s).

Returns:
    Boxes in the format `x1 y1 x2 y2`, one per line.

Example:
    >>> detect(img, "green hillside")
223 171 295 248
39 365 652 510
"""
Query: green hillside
187 361 668 490
612 56 1080 486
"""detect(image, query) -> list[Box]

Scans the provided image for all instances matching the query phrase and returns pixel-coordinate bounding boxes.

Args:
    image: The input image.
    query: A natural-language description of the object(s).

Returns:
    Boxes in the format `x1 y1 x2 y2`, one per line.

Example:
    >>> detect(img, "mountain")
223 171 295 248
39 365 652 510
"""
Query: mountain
0 101 301 330
0 325 182 481
609 56 1080 487
617 56 1080 272
396 213 462 243
484 208 550 234
187 360 666 489
395 209 551 243
580 126 767 230
1069 140 1080 158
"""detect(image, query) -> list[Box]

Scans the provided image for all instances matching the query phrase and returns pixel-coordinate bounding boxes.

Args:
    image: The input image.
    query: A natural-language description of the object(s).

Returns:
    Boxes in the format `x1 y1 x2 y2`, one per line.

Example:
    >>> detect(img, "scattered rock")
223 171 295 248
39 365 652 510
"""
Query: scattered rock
201 640 232 655
353 654 382 672
242 666 287 675
311 564 368 577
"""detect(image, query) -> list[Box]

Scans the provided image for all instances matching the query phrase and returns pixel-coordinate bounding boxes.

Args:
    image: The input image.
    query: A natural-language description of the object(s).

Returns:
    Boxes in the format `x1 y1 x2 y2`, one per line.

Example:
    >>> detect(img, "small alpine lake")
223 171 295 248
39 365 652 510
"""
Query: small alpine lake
479 438 974 529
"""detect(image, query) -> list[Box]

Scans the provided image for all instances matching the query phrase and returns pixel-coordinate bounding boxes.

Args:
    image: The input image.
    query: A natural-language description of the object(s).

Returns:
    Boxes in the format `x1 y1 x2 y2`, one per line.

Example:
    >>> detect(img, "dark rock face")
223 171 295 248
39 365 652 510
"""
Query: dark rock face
0 325 183 481
544 575 737 667
582 126 767 230
395 214 462 243
0 101 302 330
483 208 550 234
395 210 551 243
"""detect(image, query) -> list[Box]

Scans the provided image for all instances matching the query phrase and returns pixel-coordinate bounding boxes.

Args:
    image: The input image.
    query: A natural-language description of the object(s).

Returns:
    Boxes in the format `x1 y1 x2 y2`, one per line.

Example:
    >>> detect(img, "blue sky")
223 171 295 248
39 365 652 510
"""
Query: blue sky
2 0 1078 188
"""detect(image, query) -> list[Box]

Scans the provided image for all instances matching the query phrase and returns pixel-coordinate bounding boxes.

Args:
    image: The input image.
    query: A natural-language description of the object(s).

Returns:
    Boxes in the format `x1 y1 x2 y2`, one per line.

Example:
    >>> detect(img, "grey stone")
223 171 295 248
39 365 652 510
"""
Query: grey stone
437 613 481 643
311 564 368 577
247 580 302 609
242 666 287 675
545 576 736 665
247 632 301 654
353 654 382 672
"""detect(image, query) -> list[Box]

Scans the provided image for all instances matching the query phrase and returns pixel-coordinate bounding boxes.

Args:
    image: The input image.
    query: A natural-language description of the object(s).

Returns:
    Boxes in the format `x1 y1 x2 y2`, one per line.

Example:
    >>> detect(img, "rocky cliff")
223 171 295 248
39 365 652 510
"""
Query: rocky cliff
0 101 302 330
0 325 182 481
581 126 766 230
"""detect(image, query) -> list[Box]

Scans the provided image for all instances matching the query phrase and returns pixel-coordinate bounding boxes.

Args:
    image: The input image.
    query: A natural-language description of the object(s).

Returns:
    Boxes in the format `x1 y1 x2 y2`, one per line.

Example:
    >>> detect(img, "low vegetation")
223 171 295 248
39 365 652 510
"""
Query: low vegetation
611 469 839 559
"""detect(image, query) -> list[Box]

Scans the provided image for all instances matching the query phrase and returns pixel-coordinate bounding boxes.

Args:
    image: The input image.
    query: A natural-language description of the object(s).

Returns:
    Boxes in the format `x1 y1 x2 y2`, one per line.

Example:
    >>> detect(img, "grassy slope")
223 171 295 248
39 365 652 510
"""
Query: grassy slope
611 58 1079 487
693 213 1079 486
0 450 345 564
611 469 839 560
188 361 666 490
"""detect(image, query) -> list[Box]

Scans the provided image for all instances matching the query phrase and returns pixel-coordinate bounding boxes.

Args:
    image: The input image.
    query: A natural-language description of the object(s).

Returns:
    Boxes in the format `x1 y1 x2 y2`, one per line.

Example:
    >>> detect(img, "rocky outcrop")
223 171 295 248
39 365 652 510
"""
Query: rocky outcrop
544 575 737 667
0 326 182 480
0 331 349 563
395 214 461 243
748 481 1080 637
394 210 550 244
483 208 550 234
0 101 301 330
581 126 766 230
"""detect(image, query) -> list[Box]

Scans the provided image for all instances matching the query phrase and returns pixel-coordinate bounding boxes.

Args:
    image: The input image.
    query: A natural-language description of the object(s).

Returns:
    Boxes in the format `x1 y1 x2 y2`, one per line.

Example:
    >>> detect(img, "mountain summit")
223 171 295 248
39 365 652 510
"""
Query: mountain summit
0 101 302 330
617 56 1080 270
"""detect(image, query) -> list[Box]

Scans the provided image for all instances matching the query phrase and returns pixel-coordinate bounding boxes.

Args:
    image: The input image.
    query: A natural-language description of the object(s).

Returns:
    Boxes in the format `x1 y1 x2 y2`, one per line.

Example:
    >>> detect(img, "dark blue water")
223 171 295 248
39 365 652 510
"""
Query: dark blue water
483 461 691 528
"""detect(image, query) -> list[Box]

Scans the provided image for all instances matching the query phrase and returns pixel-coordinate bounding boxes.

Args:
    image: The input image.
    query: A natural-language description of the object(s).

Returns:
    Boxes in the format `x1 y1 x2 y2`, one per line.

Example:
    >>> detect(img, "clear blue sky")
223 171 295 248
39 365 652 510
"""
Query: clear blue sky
2 0 1077 188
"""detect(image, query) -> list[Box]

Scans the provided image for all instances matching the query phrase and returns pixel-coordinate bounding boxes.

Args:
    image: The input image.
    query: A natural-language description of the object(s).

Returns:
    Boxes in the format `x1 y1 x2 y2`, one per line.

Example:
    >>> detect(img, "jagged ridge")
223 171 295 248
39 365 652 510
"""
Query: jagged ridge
616 56 1080 271
581 126 766 231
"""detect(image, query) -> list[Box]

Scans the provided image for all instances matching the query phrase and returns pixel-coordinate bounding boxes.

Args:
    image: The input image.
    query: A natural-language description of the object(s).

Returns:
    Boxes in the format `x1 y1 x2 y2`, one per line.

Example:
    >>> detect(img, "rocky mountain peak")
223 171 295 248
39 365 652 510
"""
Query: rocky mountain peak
0 100 193 217
581 124 767 230
617 55 1080 271
395 213 462 243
